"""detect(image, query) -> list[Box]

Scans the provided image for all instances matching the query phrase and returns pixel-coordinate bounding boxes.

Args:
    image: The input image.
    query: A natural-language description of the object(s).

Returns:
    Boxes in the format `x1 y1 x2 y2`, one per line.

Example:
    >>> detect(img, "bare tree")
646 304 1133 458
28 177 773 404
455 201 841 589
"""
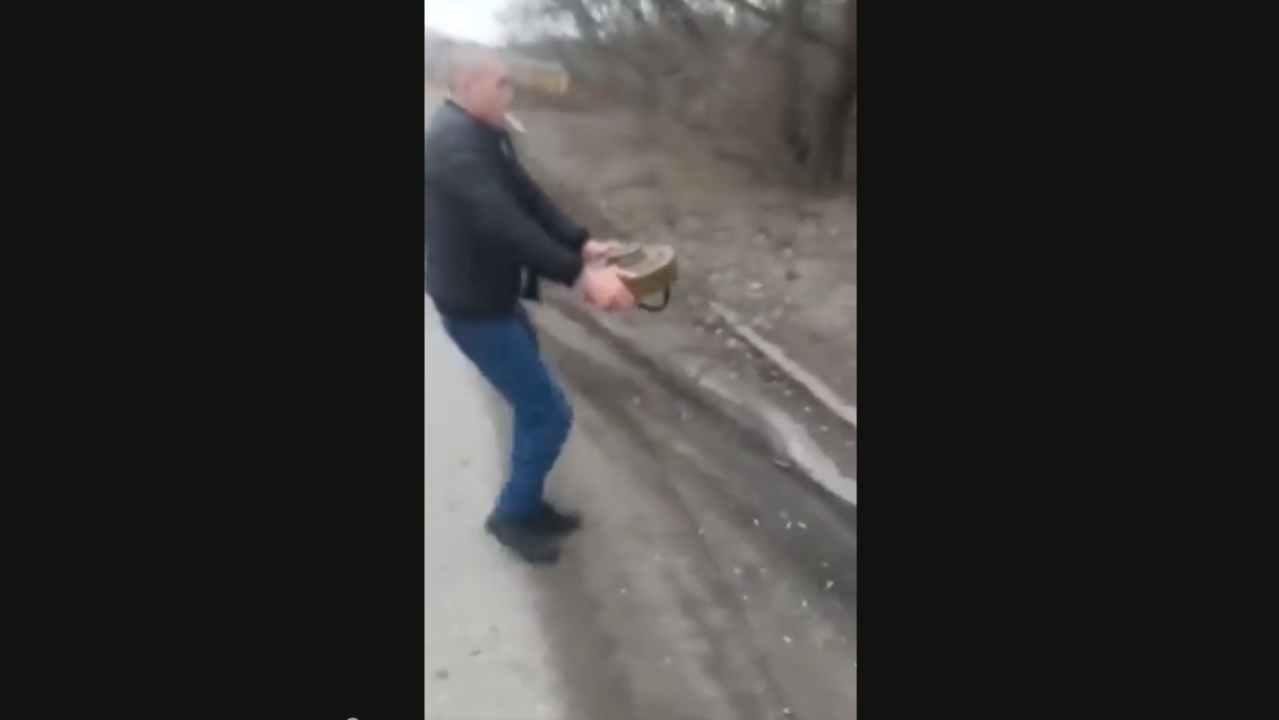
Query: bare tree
778 0 809 164
619 0 649 26
806 0 855 189
499 0 857 192
718 0 838 48
552 0 605 41
654 0 707 43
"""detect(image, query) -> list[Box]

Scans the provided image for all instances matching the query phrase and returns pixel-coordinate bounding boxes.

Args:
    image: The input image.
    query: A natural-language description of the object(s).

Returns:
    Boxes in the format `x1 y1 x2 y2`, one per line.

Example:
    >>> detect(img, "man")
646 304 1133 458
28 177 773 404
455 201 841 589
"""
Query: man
425 47 636 565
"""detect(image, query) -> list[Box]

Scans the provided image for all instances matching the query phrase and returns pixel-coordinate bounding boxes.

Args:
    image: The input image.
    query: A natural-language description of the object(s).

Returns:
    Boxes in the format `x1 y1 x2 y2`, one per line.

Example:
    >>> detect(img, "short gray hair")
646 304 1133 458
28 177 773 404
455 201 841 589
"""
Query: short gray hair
445 43 503 92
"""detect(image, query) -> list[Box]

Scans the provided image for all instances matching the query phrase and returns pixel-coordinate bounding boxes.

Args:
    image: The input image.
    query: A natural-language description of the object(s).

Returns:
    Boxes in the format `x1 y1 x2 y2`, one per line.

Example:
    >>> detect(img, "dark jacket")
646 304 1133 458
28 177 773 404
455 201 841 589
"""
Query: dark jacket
424 99 589 318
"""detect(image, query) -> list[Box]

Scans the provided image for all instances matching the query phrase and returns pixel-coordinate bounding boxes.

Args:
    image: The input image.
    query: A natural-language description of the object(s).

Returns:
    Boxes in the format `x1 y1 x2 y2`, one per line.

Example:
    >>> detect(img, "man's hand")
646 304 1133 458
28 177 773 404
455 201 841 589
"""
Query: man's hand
580 265 637 311
582 239 625 263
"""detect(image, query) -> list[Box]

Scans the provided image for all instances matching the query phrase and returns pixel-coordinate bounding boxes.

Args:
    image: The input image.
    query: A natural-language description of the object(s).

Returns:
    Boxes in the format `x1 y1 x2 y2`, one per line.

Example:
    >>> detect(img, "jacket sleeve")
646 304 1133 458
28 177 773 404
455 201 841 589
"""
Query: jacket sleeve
507 149 590 252
436 143 585 288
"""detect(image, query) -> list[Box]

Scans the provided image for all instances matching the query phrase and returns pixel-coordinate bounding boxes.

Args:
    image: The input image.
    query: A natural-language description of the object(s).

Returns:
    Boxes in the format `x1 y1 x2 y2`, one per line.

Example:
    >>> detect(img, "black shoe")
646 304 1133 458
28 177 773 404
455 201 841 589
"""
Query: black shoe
484 516 560 565
532 502 583 537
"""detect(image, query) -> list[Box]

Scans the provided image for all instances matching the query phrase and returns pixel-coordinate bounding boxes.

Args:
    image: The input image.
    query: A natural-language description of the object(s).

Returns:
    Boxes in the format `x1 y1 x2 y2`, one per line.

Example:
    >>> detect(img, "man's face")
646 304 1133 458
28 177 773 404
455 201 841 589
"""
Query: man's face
457 57 513 128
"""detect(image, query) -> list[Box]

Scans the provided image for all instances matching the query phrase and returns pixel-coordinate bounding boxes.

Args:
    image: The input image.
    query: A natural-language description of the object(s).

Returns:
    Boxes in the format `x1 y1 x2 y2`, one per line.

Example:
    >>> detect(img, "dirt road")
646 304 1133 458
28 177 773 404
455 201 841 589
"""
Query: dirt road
426 296 857 720
426 84 857 719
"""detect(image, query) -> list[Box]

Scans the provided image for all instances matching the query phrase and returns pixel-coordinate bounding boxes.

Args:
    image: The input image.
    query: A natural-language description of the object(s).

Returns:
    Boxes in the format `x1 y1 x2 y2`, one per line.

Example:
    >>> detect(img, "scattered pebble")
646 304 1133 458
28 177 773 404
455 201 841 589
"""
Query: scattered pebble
753 518 760 527
825 580 834 590
620 587 628 594
773 458 793 469
797 521 807 530
786 521 792 529
734 567 742 574
801 599 808 608
783 635 792 644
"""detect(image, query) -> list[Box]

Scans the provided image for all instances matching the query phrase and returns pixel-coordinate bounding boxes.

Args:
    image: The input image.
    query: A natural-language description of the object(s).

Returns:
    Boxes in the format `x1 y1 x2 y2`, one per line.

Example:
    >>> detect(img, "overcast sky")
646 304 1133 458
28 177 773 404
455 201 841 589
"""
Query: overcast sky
425 0 504 44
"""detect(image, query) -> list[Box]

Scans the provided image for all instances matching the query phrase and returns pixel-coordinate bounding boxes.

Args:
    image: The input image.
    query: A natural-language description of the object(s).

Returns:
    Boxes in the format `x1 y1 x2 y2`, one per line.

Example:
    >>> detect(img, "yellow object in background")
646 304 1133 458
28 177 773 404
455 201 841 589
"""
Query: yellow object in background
503 54 570 96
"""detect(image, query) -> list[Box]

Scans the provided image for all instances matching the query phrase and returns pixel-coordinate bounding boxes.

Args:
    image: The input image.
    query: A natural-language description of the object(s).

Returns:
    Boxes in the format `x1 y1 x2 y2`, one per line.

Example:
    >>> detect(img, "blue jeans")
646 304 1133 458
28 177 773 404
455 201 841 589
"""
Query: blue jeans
442 309 573 522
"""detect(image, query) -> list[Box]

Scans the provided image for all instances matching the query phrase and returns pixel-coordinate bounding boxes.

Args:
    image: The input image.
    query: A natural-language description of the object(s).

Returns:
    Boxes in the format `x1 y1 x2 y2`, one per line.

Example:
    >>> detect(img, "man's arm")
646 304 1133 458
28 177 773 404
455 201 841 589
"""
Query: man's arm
436 143 585 287
506 148 590 253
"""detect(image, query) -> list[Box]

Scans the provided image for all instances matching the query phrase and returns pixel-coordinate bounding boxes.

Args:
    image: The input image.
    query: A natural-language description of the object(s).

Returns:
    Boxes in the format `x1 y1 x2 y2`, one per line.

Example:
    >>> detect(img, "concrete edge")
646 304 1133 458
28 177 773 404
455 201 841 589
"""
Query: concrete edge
709 303 857 431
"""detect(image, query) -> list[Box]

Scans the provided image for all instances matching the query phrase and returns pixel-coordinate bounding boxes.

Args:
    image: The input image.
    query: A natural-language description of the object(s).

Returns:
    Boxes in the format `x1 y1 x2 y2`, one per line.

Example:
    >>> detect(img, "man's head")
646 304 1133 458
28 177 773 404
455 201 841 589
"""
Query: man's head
447 45 512 128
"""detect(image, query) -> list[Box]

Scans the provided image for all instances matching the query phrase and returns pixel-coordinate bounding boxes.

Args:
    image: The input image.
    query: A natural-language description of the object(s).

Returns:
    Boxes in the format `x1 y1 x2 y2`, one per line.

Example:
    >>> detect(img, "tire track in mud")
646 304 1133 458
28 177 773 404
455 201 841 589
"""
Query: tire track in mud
529 316 857 720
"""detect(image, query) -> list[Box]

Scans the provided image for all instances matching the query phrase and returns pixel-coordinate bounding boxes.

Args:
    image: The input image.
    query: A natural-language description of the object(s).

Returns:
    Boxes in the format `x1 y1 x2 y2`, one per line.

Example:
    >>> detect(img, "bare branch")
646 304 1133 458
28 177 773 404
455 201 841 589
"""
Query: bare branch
550 0 603 42
654 0 707 43
718 0 838 48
